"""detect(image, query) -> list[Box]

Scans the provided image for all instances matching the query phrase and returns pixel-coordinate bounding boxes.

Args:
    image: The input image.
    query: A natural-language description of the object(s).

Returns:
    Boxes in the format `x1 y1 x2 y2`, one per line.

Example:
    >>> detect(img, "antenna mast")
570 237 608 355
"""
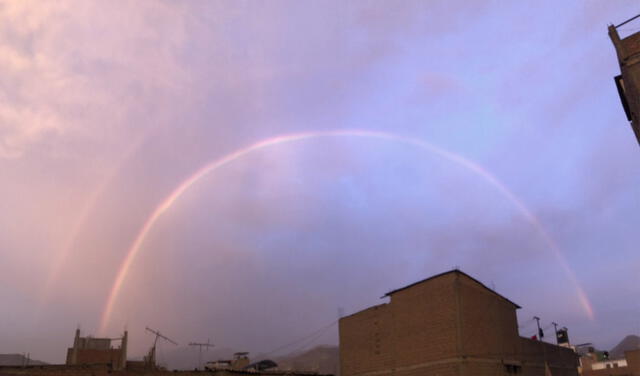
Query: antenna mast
145 327 178 369
189 339 215 370
552 322 559 344
533 316 543 340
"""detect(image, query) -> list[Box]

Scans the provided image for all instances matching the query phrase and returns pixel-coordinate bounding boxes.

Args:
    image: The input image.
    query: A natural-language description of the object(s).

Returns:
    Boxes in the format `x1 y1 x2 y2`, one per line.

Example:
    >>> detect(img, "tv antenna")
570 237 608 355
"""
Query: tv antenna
189 339 215 370
533 316 543 340
145 327 178 368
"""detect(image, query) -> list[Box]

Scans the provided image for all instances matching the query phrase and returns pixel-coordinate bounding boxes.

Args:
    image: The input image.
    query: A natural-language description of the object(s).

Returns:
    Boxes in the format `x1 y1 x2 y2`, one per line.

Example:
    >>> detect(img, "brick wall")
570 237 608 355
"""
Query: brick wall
339 273 460 376
627 349 640 374
518 338 578 376
339 271 579 376
621 33 640 60
610 26 640 142
0 364 113 376
339 303 393 376
388 272 458 366
457 275 519 359
66 348 124 368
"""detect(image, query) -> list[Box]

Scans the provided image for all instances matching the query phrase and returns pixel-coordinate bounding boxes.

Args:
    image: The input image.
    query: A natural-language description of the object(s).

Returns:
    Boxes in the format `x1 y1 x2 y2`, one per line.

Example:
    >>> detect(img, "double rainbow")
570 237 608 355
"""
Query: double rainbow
96 130 593 333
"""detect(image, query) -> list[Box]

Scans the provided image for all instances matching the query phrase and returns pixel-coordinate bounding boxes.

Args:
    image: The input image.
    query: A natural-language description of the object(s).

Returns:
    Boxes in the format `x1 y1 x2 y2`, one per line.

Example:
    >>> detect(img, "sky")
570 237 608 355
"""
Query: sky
1 0 640 364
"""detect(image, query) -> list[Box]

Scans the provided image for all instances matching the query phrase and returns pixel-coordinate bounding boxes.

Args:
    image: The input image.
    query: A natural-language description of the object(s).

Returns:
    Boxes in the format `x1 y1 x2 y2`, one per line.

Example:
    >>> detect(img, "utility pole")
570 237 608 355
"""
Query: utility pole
533 317 549 372
189 339 214 370
533 316 544 340
552 322 559 344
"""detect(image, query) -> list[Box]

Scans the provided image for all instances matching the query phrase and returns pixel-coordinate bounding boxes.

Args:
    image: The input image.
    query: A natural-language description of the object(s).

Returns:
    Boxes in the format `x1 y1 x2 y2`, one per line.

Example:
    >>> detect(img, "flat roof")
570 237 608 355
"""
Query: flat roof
383 269 521 309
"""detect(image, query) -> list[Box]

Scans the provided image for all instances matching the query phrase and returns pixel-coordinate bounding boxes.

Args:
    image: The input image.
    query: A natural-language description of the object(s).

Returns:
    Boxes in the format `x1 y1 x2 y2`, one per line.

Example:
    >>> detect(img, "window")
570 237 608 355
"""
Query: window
504 364 522 374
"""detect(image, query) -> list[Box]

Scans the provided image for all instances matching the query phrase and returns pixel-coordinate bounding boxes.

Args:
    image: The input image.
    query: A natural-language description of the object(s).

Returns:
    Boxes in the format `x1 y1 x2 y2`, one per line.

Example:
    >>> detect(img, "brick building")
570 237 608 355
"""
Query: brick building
581 349 640 376
65 329 127 370
609 16 640 145
339 270 578 376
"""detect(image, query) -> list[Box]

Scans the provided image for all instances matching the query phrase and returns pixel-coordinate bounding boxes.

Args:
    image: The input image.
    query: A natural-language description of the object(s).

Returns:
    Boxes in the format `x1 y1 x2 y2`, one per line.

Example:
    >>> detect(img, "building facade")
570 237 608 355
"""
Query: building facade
609 18 640 145
65 329 127 370
339 270 578 376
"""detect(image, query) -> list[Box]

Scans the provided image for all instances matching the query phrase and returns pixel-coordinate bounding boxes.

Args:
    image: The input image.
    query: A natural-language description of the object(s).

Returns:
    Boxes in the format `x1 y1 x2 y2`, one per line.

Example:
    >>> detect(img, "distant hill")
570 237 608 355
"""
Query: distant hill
610 335 640 359
0 354 47 366
274 345 339 376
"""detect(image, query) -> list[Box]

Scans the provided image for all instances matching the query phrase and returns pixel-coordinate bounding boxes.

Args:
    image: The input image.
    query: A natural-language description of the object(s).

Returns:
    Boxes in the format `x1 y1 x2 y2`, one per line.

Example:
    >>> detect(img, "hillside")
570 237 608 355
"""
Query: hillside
274 345 339 376
610 335 640 359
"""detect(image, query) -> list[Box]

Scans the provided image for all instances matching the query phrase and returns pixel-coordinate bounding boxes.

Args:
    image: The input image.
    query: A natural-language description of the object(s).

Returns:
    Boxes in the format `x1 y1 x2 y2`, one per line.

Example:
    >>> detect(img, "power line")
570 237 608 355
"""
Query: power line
287 327 333 356
262 320 338 357
518 317 536 329
189 340 215 370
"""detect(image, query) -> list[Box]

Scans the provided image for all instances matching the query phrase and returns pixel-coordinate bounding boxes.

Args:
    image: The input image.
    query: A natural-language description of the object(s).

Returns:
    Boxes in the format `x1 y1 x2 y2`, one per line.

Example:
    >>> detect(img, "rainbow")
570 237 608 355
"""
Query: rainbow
99 129 594 333
39 135 147 314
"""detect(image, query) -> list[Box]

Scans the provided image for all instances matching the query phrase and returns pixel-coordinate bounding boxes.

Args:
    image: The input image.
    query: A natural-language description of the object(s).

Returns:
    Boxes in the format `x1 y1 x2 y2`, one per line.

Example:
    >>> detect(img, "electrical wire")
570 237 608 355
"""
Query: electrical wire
518 317 536 329
262 320 338 357
287 327 333 356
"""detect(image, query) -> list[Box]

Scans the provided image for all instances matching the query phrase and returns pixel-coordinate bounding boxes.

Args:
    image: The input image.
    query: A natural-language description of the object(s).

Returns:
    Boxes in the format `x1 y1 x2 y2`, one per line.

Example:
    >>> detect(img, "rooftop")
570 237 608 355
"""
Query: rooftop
383 269 521 309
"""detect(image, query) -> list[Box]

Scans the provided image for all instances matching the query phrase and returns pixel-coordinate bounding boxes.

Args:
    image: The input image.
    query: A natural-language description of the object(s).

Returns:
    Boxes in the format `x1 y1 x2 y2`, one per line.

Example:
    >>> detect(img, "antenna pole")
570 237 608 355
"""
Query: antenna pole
552 322 559 344
533 316 542 340
189 339 215 370
145 327 178 368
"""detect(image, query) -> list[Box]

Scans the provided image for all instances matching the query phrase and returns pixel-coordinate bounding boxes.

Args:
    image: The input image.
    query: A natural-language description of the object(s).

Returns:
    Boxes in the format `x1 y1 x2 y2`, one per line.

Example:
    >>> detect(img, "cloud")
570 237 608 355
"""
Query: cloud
0 1 189 158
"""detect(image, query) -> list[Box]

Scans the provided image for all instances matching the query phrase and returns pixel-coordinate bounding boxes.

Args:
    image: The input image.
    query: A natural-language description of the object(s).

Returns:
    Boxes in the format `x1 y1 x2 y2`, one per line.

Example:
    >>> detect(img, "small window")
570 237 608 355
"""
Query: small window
504 364 522 374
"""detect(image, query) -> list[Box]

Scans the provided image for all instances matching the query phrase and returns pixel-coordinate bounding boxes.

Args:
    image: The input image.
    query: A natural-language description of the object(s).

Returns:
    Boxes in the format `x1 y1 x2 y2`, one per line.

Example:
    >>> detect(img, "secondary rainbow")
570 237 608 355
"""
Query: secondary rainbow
39 135 148 314
99 129 595 333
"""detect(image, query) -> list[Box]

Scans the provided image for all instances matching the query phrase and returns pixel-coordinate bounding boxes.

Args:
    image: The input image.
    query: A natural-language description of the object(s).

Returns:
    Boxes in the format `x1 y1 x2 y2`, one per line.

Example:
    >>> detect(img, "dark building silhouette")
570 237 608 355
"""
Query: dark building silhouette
581 349 640 376
65 329 127 371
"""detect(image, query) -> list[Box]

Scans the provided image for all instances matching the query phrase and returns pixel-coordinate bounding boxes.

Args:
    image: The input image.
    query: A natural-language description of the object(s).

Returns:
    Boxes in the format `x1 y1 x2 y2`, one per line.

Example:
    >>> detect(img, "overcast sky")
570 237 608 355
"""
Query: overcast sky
1 0 639 363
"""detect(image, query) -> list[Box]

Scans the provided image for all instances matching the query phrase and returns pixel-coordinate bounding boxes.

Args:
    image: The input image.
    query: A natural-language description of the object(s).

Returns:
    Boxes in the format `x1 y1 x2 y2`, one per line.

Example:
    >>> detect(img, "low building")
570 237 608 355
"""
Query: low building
339 270 579 376
206 352 264 371
65 329 127 370
581 349 640 376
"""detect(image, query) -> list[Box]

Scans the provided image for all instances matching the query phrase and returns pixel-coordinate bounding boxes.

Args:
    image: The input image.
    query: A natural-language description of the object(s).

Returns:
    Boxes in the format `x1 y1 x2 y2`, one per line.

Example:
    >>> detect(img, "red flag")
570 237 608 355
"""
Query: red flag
531 335 538 341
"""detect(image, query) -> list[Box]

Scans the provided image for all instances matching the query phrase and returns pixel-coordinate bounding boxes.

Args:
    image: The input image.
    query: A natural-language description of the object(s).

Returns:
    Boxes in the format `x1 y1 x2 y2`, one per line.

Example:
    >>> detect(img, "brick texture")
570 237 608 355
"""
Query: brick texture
339 270 578 376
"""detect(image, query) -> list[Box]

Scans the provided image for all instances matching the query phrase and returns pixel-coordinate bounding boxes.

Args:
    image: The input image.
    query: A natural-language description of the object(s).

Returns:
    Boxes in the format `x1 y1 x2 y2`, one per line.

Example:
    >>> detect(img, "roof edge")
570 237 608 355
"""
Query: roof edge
383 269 521 309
